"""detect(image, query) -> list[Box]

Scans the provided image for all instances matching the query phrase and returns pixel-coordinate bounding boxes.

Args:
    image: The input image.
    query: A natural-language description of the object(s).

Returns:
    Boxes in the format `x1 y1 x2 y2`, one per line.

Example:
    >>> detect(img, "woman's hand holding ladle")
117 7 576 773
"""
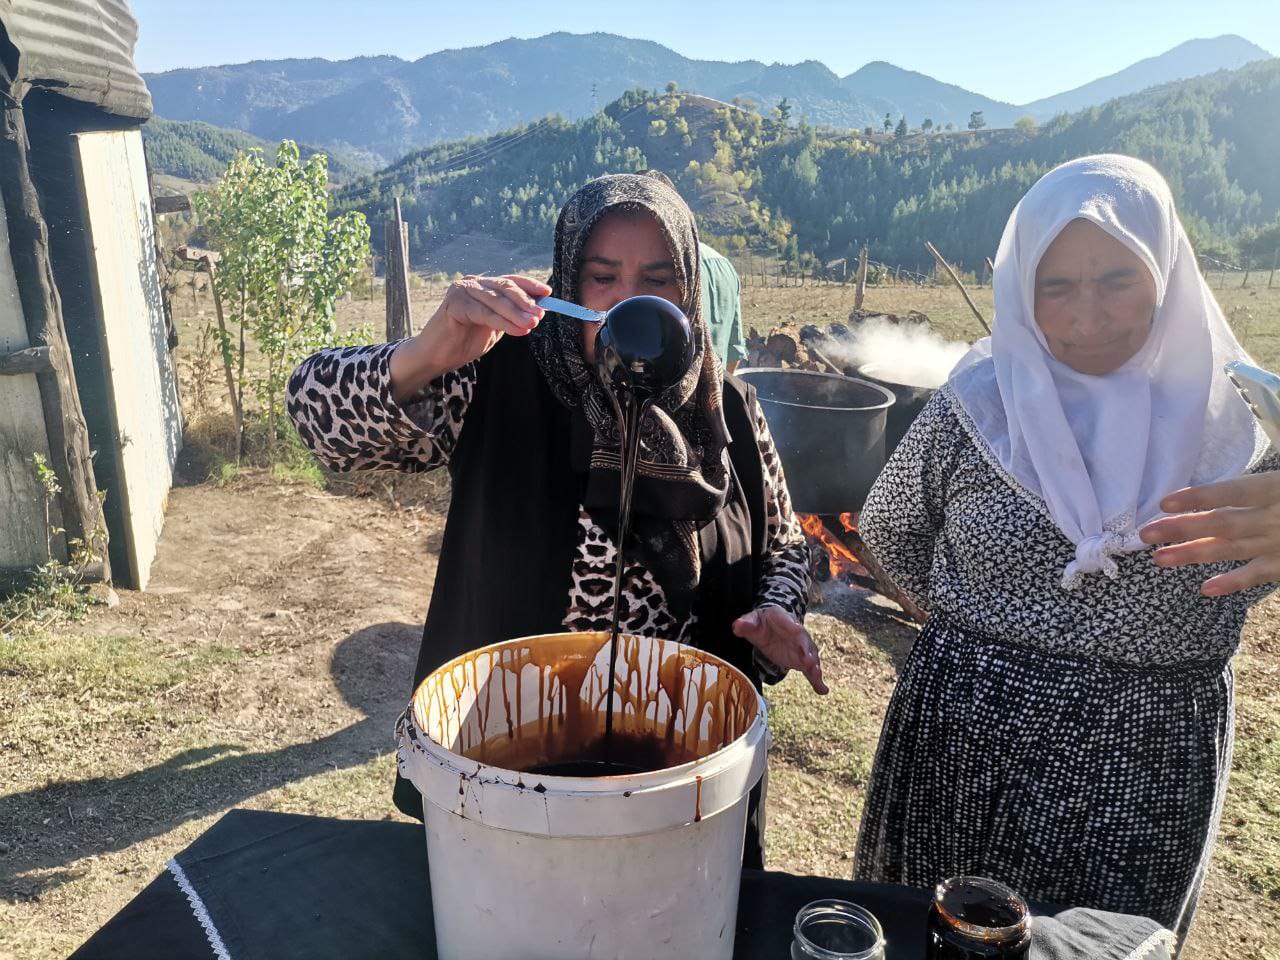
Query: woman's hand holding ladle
390 274 550 403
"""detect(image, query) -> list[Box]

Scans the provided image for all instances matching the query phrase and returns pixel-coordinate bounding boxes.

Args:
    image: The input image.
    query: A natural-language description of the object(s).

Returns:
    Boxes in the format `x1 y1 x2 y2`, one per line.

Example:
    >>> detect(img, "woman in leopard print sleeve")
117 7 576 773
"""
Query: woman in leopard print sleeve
288 172 823 868
853 156 1275 953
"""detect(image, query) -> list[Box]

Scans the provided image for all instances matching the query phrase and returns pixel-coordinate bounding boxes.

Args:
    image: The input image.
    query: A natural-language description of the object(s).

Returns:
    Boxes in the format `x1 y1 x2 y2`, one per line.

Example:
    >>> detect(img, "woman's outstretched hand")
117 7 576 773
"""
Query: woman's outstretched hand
732 606 829 694
390 274 551 401
1139 471 1280 596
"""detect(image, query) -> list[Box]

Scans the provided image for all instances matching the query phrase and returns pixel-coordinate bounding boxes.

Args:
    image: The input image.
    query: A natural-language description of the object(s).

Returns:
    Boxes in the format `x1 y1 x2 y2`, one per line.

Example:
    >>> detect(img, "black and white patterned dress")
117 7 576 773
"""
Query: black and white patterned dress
855 386 1277 948
287 340 810 654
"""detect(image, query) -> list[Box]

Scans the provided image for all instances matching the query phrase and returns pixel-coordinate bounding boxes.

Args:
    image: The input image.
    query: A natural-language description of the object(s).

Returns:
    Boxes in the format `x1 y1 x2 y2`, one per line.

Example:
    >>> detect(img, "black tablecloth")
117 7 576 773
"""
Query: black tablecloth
70 809 1172 959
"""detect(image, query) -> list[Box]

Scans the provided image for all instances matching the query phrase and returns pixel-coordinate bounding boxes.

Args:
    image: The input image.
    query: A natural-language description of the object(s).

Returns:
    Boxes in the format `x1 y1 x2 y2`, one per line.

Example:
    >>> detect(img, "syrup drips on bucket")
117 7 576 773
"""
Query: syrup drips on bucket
414 631 757 780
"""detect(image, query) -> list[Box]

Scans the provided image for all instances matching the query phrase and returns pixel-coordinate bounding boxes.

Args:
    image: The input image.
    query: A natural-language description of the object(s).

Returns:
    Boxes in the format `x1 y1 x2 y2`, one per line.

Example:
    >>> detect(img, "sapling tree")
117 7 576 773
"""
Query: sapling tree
195 141 370 459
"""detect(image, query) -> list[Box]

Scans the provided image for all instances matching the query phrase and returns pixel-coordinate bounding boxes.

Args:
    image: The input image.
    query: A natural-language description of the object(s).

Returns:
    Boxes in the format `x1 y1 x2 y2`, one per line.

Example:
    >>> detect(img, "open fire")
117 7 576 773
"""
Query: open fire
797 512 927 623
797 512 872 588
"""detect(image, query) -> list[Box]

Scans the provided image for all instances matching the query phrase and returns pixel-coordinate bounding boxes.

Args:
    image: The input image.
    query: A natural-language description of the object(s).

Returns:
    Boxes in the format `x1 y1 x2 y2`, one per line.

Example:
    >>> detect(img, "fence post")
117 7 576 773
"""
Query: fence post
385 198 413 341
854 247 868 311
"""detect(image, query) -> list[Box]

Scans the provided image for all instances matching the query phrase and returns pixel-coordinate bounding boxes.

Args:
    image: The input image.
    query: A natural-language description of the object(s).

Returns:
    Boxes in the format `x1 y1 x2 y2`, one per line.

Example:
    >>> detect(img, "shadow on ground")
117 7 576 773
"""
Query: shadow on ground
0 620 421 895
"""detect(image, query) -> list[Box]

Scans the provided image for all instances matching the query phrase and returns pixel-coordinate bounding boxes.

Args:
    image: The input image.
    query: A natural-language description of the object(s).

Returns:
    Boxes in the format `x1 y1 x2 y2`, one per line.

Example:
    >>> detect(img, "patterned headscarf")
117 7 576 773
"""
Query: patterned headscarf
529 172 732 608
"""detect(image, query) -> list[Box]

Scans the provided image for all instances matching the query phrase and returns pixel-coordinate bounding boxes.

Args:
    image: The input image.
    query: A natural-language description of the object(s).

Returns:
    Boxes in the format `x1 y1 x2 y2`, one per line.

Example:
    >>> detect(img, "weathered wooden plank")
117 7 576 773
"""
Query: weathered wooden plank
0 345 52 375
74 129 183 590
153 194 190 214
0 94 106 578
176 244 220 265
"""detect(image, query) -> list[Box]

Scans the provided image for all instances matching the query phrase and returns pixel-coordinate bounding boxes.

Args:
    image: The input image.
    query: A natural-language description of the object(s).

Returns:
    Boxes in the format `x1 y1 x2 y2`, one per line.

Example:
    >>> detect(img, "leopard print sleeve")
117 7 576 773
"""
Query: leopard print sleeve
286 341 474 473
751 394 811 621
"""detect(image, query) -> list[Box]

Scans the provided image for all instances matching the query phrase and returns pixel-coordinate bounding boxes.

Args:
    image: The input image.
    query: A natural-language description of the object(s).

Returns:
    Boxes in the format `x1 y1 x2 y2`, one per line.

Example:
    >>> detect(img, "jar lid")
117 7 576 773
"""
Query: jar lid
932 876 1031 944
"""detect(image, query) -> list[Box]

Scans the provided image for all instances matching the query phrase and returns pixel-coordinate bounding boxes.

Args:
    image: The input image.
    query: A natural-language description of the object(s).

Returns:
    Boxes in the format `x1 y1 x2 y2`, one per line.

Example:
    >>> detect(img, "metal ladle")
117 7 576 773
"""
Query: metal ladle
536 294 695 398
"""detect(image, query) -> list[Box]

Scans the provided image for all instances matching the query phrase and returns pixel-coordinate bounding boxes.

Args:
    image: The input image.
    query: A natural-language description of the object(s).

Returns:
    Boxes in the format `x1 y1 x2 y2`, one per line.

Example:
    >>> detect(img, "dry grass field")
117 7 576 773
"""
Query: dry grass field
2 276 1278 959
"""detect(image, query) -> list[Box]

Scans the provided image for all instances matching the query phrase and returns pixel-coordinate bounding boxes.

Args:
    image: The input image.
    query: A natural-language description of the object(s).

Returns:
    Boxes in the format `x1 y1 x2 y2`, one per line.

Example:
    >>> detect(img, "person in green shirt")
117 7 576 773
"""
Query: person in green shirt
699 241 748 373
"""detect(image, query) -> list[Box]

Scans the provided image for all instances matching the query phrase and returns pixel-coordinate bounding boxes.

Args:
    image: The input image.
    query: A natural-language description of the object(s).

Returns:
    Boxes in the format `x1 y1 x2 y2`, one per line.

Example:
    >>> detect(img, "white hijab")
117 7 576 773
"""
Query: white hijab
949 154 1267 589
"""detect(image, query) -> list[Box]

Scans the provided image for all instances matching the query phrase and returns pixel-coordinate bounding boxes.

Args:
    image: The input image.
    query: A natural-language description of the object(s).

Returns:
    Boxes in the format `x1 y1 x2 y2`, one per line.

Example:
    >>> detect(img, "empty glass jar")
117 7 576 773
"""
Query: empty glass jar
791 898 886 960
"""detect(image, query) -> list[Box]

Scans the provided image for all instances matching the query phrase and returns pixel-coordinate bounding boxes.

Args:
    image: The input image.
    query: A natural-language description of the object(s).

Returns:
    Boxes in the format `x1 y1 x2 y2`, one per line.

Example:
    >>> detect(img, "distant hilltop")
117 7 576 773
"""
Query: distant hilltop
143 32 1273 167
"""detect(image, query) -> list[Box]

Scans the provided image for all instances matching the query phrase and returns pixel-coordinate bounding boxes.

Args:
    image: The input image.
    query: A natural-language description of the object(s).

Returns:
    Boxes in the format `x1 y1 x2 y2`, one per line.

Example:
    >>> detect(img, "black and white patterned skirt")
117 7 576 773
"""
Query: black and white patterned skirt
854 613 1232 949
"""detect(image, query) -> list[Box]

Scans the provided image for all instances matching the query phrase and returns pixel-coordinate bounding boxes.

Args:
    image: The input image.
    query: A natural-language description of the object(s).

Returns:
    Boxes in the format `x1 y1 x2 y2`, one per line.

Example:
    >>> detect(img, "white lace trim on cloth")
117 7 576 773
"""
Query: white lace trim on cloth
946 386 1153 592
942 384 1057 526
167 857 233 960
1124 926 1178 960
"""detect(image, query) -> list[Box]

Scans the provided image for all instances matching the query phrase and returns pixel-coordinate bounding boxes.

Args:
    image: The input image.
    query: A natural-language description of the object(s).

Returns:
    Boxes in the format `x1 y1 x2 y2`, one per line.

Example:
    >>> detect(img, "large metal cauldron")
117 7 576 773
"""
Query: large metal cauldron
854 362 938 458
735 368 894 514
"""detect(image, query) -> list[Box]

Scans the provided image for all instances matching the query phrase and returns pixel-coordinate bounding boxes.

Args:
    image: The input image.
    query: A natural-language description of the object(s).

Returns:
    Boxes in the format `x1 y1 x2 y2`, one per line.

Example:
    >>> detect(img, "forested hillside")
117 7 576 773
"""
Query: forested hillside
142 117 370 184
332 59 1280 273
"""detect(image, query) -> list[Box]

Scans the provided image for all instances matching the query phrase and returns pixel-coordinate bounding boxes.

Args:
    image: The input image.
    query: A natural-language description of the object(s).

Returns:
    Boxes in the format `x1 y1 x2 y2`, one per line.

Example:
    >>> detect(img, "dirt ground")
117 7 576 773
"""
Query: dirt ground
3 467 1279 958
3 278 1279 958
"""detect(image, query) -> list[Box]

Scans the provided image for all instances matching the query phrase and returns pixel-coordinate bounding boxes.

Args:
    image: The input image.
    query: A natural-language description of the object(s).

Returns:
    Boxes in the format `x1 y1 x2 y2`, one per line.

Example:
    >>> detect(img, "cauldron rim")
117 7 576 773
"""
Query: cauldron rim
854 360 947 392
734 367 895 413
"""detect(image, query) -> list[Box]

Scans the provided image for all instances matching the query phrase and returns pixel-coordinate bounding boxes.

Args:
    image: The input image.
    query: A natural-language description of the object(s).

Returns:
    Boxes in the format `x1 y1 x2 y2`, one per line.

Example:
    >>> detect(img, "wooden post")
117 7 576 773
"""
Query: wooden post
854 247 868 311
0 96 110 577
1242 268 1250 288
1270 249 1278 289
202 259 242 456
385 198 412 341
178 246 243 458
985 256 995 286
925 240 991 335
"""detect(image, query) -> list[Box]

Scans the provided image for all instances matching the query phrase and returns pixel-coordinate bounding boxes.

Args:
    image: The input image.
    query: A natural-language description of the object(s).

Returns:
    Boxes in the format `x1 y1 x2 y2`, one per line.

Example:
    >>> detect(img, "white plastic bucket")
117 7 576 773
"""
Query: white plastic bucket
397 630 769 960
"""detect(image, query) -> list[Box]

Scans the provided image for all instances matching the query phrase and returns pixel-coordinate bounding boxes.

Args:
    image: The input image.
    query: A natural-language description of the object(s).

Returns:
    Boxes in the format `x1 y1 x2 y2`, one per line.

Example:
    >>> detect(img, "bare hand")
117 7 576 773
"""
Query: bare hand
732 606 828 694
390 274 551 400
1138 471 1280 596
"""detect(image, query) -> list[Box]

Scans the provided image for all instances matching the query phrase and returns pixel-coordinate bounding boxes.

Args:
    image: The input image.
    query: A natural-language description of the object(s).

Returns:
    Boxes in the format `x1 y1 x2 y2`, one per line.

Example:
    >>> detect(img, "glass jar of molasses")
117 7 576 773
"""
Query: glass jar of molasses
790 899 886 960
925 876 1031 959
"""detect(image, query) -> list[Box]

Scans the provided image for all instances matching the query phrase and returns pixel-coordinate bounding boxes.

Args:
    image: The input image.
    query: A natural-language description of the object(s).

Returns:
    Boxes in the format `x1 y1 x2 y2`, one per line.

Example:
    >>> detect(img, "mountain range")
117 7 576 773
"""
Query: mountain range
323 58 1280 276
144 32 1273 166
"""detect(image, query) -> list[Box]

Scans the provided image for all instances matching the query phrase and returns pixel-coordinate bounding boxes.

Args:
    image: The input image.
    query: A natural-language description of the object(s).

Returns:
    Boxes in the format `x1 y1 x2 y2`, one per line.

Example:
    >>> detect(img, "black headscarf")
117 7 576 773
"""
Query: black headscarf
528 173 732 617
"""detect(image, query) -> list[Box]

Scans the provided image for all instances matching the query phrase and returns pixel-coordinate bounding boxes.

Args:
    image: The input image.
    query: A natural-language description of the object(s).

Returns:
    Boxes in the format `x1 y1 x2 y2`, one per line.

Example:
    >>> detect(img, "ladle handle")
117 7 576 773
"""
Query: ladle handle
536 296 605 324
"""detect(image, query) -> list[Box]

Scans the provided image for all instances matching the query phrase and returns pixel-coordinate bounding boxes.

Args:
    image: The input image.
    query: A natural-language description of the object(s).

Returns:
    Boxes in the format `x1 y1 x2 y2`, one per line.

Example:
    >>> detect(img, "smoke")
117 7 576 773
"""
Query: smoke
819 317 970 389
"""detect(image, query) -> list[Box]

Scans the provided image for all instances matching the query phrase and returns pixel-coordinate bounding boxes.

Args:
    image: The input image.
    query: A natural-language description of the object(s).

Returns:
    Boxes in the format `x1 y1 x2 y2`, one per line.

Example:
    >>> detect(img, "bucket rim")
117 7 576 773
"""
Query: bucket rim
396 632 770 834
401 631 767 794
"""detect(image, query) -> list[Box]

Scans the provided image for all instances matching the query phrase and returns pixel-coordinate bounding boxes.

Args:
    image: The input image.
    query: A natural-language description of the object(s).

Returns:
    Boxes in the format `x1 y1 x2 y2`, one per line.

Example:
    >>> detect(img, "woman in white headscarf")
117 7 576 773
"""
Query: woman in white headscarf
853 155 1275 949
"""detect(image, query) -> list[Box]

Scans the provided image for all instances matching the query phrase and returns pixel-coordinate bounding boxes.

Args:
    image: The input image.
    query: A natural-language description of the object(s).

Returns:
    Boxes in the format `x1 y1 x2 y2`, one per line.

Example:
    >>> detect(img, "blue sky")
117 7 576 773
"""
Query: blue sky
130 0 1279 104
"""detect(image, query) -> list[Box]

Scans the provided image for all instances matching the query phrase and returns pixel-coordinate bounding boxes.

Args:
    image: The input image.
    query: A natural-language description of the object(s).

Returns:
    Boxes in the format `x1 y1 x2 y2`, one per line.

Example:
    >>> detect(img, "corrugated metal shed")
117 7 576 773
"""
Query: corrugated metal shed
0 0 151 120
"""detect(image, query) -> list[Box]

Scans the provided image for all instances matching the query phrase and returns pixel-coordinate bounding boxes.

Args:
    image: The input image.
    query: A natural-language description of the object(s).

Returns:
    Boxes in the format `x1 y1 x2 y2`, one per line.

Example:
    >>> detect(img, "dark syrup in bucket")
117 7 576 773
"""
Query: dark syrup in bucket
525 732 701 777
